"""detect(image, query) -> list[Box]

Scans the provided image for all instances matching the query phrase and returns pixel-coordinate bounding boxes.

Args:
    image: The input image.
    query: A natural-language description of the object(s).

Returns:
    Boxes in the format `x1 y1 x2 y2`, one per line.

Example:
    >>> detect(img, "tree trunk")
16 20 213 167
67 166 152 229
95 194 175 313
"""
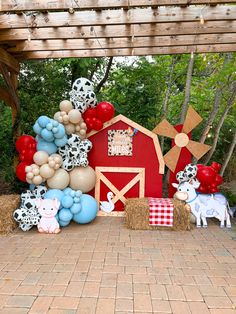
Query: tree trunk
199 87 222 144
199 54 232 144
204 82 236 165
220 131 236 176
160 56 176 151
179 53 195 124
95 57 113 93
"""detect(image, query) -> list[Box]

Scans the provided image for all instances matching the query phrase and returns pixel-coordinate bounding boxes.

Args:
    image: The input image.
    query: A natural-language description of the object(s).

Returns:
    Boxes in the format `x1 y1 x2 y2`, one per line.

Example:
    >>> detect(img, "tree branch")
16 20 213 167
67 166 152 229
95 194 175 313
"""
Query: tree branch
179 53 195 124
220 130 236 177
204 81 236 165
95 57 113 93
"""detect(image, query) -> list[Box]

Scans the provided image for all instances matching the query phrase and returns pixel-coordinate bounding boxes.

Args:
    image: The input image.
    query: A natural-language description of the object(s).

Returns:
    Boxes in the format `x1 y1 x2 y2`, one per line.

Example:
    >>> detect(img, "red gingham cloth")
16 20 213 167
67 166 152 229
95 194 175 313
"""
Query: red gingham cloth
148 198 174 226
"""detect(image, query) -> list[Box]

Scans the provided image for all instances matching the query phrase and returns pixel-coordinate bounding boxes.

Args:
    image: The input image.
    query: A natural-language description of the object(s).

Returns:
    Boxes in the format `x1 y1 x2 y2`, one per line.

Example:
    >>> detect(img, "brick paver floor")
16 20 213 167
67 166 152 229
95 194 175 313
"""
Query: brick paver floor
0 217 236 313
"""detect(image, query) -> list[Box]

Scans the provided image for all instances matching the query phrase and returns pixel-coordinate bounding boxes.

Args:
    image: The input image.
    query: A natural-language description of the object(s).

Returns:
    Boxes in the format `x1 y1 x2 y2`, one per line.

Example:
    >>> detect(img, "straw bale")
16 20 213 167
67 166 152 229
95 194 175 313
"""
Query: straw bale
0 195 20 234
125 197 191 231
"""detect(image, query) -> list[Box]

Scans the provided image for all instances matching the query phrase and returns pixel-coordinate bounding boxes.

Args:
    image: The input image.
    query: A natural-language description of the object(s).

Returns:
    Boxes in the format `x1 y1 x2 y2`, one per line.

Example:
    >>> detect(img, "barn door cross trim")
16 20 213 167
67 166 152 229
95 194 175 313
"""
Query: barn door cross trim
95 166 145 206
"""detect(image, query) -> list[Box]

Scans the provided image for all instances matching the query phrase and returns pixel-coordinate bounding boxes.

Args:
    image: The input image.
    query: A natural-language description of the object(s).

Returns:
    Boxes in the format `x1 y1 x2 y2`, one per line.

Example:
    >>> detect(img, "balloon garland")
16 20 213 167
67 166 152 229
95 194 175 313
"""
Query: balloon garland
176 162 223 194
14 77 115 231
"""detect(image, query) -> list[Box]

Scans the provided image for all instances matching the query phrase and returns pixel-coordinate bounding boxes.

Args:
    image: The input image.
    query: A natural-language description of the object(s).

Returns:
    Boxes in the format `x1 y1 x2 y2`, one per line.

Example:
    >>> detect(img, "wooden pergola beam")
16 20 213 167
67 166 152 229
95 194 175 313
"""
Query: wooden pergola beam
0 6 235 29
0 21 235 41
0 0 235 12
15 44 236 60
8 33 236 53
0 48 20 73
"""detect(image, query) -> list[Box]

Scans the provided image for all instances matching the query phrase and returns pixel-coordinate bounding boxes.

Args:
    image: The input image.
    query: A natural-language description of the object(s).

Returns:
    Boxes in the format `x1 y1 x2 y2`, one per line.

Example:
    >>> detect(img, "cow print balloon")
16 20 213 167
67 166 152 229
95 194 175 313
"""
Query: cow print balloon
58 134 92 171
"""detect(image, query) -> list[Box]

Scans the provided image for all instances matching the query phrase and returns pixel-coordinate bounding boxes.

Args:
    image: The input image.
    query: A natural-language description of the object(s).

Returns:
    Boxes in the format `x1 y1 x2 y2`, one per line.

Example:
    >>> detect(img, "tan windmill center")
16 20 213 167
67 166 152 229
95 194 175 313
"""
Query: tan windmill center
174 133 189 147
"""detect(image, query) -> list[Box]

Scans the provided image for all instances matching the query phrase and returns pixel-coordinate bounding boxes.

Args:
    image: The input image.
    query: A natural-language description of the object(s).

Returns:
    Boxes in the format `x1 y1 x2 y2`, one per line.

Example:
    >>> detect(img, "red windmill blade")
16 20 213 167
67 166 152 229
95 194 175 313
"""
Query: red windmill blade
153 106 211 172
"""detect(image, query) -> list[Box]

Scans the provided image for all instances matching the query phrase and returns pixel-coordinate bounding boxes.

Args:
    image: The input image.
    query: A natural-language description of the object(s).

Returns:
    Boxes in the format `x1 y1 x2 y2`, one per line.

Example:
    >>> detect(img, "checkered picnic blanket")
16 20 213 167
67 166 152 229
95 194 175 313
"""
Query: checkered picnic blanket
148 198 174 226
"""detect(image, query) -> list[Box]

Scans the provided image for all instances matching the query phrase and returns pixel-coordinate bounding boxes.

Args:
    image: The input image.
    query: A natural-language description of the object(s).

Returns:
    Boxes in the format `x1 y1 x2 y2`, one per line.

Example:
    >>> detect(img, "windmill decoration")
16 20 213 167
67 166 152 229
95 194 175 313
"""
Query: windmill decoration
153 106 211 173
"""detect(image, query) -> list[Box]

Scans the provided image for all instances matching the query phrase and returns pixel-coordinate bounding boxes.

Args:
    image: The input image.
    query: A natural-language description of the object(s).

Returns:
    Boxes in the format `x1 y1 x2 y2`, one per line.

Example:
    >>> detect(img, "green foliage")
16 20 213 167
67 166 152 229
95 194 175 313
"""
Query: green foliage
0 53 236 192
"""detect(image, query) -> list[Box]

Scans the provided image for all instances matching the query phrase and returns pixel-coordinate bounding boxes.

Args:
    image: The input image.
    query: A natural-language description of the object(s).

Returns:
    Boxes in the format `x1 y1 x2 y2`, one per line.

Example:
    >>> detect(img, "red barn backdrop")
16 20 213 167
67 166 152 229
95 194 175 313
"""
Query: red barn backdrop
88 115 164 215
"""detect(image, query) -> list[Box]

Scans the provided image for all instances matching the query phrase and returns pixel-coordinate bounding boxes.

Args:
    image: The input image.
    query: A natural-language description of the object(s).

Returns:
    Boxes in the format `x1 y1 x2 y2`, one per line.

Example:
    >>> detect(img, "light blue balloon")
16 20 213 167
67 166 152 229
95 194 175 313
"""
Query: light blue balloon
61 195 73 208
63 187 72 195
70 190 75 197
46 123 53 131
52 120 59 127
59 219 70 227
37 140 57 154
74 197 80 203
41 129 54 142
52 127 58 134
70 203 82 214
33 123 42 135
54 125 65 139
75 190 82 197
73 194 98 224
44 189 64 202
59 208 73 222
54 136 67 147
38 116 50 128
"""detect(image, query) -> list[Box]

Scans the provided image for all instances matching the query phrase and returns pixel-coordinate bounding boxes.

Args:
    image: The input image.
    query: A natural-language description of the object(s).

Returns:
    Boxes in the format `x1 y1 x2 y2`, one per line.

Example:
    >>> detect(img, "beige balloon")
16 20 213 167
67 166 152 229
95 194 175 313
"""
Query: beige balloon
79 129 86 136
65 123 76 134
68 109 82 124
33 151 49 165
32 175 43 185
59 100 73 113
40 164 55 179
26 172 34 179
54 111 61 121
69 166 96 193
50 154 63 165
47 168 70 189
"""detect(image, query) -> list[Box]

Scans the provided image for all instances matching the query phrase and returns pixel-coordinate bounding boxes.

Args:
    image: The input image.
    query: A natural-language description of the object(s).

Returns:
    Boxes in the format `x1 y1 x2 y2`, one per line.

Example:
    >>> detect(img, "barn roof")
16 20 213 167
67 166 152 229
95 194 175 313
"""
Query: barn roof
87 114 165 174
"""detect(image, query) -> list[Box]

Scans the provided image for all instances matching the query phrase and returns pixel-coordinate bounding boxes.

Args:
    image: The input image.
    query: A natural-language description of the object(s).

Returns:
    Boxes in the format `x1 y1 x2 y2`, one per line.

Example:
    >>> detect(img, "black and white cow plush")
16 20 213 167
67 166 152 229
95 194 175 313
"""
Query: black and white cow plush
13 186 47 231
58 134 92 171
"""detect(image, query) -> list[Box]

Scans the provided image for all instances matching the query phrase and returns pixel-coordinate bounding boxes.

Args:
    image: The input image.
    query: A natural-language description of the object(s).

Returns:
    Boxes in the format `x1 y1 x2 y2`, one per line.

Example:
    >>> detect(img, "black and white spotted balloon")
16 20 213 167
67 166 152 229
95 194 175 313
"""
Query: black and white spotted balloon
58 134 92 171
13 186 47 231
176 163 197 183
69 77 97 113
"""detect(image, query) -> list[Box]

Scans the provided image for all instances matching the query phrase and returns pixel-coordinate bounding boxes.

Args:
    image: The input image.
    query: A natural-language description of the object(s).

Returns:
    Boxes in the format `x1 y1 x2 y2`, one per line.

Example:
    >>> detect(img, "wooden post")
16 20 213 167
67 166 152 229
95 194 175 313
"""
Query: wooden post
0 54 21 171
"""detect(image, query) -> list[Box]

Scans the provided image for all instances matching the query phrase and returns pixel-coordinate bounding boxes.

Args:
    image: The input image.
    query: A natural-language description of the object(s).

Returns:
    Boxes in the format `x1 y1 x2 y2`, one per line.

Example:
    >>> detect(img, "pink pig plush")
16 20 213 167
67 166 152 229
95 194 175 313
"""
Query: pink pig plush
35 198 61 234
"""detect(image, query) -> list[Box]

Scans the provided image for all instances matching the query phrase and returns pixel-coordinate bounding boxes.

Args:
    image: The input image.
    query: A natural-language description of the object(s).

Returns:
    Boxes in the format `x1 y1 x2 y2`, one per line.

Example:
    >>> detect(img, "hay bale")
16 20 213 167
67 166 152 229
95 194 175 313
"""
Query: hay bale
125 198 191 231
0 195 20 234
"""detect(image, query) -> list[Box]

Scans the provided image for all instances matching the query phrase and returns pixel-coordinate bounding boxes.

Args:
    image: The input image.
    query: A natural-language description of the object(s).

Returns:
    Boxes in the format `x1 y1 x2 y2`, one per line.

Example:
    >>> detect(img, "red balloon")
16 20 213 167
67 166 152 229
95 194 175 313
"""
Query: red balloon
215 174 223 186
16 135 36 152
16 162 29 182
93 118 103 131
85 118 94 131
19 149 36 163
83 108 97 120
196 166 216 185
209 182 218 189
197 185 208 194
211 162 221 173
209 187 219 194
96 102 115 123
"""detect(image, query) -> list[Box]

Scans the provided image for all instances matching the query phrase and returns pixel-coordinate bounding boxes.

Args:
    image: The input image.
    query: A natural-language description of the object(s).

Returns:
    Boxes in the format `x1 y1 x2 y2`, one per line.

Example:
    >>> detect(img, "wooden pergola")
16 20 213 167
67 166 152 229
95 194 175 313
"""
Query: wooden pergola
0 0 236 137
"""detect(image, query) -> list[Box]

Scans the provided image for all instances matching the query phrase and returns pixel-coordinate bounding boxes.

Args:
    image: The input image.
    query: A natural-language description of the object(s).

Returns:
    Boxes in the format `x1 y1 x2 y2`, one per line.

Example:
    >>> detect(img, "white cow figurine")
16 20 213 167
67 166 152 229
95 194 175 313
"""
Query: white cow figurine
172 179 231 228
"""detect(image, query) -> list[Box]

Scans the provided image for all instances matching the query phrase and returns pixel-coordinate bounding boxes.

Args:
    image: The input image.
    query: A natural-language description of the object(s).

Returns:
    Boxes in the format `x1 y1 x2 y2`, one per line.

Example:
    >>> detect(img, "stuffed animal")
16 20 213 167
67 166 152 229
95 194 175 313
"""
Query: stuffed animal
35 198 61 234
